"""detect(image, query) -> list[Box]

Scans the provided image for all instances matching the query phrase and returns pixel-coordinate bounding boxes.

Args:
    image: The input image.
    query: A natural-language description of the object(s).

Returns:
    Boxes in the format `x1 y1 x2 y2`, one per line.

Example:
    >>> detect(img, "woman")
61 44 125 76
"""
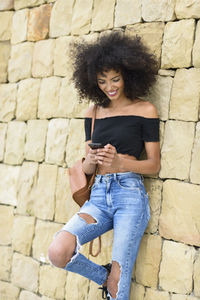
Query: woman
48 32 160 300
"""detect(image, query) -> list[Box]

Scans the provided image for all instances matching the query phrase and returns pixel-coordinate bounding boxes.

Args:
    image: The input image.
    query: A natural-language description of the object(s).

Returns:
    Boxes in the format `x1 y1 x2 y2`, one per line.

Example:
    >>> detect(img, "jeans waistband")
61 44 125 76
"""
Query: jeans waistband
95 171 143 183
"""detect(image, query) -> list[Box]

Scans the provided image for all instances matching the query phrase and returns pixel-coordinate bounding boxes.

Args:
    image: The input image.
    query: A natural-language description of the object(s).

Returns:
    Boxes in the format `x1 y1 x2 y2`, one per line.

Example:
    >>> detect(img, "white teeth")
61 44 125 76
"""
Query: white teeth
108 91 117 96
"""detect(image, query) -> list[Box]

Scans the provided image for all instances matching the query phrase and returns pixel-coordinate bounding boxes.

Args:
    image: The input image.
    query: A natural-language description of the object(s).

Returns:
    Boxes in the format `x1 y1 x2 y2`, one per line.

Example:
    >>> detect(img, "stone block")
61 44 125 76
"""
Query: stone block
190 123 200 184
49 0 74 37
0 281 19 300
8 42 34 83
144 288 170 300
193 20 200 67
115 0 141 27
38 76 62 118
0 83 17 122
0 41 11 82
54 35 75 77
159 121 165 149
25 120 48 162
19 291 41 300
12 253 39 292
0 164 20 206
28 4 52 41
0 11 13 41
158 69 175 77
45 119 69 166
175 0 200 19
31 164 58 220
66 272 89 300
39 265 66 299
65 119 85 167
32 219 62 263
61 258 86 298
55 167 79 223
161 19 195 69
11 9 29 44
16 162 38 215
42 297 55 300
159 180 200 247
159 121 195 180
142 0 175 21
14 0 45 10
130 282 145 300
144 179 162 234
159 240 195 294
144 75 173 121
91 0 115 31
0 205 13 245
16 78 40 121
0 0 14 10
59 75 89 118
194 251 200 297
0 123 7 161
32 39 55 77
125 22 164 64
0 246 12 281
135 234 162 288
171 295 200 300
71 0 93 35
4 121 26 165
170 68 200 121
12 215 35 255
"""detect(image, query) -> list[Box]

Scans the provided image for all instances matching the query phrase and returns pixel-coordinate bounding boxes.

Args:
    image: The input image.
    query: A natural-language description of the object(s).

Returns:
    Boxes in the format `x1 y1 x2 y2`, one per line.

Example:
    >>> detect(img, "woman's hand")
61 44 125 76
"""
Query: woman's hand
95 144 120 168
86 148 99 165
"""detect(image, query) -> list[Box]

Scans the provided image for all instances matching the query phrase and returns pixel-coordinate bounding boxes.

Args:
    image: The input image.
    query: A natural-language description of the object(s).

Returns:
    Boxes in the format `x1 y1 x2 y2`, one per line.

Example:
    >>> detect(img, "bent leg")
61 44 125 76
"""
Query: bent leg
48 201 113 285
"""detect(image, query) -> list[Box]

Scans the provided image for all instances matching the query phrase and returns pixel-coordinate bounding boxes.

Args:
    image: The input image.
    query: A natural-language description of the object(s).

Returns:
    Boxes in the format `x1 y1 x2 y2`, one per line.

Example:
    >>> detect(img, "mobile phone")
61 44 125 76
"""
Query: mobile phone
88 143 104 149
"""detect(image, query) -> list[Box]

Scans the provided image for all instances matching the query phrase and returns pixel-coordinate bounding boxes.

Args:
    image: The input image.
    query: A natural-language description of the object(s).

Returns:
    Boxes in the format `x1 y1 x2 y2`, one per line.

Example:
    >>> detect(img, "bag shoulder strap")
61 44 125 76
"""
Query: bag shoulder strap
89 104 101 257
89 236 101 257
91 104 97 139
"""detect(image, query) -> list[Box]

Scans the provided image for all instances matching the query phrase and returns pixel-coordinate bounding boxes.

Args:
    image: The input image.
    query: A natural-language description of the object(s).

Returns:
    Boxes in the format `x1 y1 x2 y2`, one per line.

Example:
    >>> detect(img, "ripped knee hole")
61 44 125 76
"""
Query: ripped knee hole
78 213 97 224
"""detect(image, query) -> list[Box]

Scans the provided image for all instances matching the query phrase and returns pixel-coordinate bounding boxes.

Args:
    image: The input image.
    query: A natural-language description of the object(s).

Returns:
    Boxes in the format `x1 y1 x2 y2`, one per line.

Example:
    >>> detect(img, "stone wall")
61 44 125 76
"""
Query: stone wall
0 0 200 299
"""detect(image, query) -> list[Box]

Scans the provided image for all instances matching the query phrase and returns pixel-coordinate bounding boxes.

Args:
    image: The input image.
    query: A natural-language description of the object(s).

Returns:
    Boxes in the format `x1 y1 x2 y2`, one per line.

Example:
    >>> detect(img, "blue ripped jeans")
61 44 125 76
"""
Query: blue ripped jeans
61 172 150 300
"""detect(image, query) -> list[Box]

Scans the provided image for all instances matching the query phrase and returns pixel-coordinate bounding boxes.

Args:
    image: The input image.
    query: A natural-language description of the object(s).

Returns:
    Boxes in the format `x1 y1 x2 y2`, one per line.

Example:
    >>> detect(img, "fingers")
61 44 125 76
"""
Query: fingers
95 145 117 165
87 148 98 164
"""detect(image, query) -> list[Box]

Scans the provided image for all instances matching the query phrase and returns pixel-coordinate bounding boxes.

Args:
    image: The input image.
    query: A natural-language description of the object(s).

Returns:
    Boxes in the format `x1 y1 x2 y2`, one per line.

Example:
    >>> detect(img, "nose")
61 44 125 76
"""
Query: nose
105 81 113 91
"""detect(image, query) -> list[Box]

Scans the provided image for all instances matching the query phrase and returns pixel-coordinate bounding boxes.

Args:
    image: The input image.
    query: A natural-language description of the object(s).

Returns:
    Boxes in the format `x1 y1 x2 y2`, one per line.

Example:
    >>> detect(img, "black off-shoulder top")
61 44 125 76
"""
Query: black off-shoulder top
85 115 159 159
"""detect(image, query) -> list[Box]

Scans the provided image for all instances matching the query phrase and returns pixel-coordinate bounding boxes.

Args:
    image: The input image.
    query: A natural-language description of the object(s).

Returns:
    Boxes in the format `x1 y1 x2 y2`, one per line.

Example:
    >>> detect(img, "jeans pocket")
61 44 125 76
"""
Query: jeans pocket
117 177 141 191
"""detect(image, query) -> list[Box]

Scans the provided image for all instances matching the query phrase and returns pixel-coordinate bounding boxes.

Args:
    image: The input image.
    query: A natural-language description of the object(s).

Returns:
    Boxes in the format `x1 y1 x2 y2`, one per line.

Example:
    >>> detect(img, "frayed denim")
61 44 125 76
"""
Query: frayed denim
60 172 150 300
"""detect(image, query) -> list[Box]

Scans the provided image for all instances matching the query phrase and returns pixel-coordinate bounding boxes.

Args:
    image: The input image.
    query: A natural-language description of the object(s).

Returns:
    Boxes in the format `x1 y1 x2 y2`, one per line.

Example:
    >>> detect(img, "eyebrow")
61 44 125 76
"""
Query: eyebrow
97 75 120 80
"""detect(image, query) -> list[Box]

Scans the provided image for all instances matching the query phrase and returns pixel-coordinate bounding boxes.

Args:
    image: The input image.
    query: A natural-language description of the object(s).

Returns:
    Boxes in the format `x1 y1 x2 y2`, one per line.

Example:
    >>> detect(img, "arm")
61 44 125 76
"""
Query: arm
118 141 160 174
82 105 98 175
95 141 160 175
82 141 98 175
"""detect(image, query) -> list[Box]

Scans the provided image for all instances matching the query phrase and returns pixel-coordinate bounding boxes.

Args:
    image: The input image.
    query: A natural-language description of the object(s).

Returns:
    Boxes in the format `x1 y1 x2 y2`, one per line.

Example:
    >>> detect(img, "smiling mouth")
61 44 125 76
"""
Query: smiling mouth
107 90 118 96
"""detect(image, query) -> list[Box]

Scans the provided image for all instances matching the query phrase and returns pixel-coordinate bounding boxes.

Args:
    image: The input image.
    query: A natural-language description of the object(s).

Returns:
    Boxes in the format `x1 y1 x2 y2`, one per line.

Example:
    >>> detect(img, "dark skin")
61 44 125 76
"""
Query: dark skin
83 70 160 177
83 70 160 298
48 69 160 300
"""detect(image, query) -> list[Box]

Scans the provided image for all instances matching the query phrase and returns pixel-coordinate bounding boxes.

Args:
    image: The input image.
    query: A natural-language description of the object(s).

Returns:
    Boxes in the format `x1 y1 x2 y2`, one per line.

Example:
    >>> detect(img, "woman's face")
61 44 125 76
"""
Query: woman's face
97 69 125 102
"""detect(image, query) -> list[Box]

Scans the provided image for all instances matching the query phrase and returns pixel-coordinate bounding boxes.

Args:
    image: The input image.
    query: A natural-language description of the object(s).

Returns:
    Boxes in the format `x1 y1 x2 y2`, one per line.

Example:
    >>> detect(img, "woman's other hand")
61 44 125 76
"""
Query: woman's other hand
86 148 99 165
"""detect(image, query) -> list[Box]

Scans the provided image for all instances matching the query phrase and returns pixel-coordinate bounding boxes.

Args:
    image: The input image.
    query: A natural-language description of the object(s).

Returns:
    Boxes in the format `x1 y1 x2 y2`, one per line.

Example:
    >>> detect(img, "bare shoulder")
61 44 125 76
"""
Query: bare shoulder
136 99 159 118
85 105 96 118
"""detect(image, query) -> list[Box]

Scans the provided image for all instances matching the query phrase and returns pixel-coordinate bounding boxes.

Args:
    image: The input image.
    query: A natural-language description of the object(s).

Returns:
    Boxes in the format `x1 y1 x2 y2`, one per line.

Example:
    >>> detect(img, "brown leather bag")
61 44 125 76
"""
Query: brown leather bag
68 105 101 257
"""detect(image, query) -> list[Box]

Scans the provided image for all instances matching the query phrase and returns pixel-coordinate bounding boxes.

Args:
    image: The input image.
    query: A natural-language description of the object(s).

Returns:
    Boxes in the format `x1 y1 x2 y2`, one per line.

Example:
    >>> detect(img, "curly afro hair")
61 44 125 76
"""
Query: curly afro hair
71 31 158 107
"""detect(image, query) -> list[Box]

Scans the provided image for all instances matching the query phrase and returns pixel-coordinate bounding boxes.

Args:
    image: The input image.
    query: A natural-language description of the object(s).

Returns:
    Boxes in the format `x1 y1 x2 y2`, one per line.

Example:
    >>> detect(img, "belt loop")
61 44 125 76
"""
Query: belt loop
113 173 117 181
141 175 144 183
